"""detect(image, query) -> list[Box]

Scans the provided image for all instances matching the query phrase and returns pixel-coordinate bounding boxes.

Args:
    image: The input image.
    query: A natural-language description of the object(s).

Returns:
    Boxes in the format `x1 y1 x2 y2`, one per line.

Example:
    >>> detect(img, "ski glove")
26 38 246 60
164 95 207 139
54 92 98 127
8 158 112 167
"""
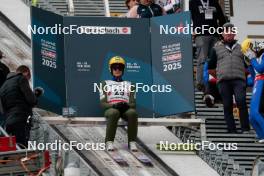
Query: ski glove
34 87 44 97
245 49 256 60
113 102 129 113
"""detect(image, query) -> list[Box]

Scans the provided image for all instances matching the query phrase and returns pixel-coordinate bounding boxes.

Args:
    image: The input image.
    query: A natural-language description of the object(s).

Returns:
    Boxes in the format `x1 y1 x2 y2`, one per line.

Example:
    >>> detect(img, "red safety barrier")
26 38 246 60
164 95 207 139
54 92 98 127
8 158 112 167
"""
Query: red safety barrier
44 150 51 168
0 136 16 152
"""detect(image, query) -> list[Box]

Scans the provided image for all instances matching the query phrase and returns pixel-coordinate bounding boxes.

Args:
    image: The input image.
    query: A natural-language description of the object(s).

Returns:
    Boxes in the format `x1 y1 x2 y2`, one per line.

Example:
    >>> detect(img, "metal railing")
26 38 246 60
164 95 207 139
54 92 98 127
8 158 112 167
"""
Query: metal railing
173 126 253 176
32 111 99 176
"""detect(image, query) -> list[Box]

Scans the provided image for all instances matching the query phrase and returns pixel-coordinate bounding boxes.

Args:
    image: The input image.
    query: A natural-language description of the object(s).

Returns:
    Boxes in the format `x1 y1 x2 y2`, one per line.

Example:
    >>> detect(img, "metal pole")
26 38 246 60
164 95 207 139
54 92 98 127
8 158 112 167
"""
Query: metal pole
67 0 75 16
183 0 189 11
104 0 111 17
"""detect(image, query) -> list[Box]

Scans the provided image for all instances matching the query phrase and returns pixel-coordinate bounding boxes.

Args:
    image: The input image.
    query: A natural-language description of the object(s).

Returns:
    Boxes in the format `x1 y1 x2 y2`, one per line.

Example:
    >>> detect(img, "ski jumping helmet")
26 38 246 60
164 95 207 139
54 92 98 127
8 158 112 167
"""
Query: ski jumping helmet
108 56 126 74
241 38 254 54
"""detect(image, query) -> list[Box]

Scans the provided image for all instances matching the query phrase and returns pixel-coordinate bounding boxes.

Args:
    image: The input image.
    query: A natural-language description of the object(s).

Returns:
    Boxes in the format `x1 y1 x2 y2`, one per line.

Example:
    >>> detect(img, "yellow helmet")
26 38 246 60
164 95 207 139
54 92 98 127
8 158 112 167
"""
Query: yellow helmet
241 38 253 54
108 56 125 72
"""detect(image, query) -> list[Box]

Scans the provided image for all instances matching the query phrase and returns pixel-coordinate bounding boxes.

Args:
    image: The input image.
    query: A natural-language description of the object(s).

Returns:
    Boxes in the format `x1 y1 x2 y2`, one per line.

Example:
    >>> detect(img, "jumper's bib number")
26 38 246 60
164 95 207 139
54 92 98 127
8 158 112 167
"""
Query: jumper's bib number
105 80 131 104
108 88 130 104
114 90 125 96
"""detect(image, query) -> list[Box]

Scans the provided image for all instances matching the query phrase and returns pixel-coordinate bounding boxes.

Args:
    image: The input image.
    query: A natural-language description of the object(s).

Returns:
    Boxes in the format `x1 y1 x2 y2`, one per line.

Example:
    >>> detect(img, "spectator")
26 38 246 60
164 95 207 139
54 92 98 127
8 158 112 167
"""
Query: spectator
127 0 166 18
0 51 10 87
0 50 10 127
207 23 250 133
241 39 264 143
125 0 139 9
156 0 181 14
124 0 139 17
189 0 226 90
0 65 43 147
202 66 221 107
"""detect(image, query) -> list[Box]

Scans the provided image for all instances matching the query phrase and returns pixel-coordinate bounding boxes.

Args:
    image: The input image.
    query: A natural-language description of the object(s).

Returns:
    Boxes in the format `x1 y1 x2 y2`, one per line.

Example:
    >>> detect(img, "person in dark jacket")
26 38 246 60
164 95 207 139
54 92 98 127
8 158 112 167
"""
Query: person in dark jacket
0 50 10 127
207 23 250 133
0 65 43 147
189 0 226 90
0 50 10 87
127 0 166 18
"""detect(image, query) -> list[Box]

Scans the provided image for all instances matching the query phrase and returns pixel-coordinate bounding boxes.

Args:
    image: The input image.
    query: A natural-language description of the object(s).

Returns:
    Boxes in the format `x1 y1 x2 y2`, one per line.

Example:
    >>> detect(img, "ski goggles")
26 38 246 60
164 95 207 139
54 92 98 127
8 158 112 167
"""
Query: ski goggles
111 64 125 71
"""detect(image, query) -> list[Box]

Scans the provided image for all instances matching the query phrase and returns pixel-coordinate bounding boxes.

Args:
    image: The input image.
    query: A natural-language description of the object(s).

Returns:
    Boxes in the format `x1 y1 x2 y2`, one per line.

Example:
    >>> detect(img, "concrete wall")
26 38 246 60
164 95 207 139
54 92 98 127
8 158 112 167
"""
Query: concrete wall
231 0 264 43
0 0 30 38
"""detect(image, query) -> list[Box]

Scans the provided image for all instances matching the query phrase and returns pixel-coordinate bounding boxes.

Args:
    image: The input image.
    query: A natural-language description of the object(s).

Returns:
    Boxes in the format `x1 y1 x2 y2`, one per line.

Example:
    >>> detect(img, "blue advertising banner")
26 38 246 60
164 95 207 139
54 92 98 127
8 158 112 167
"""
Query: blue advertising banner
63 17 153 117
31 7 66 114
151 12 194 117
31 6 194 117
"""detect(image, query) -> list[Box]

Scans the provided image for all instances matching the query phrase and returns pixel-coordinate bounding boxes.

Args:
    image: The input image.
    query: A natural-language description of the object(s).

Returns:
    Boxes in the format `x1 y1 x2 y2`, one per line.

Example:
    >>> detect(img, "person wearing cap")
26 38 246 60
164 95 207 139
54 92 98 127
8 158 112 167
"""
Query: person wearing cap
241 39 264 143
99 56 138 151
206 23 250 133
189 0 226 91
